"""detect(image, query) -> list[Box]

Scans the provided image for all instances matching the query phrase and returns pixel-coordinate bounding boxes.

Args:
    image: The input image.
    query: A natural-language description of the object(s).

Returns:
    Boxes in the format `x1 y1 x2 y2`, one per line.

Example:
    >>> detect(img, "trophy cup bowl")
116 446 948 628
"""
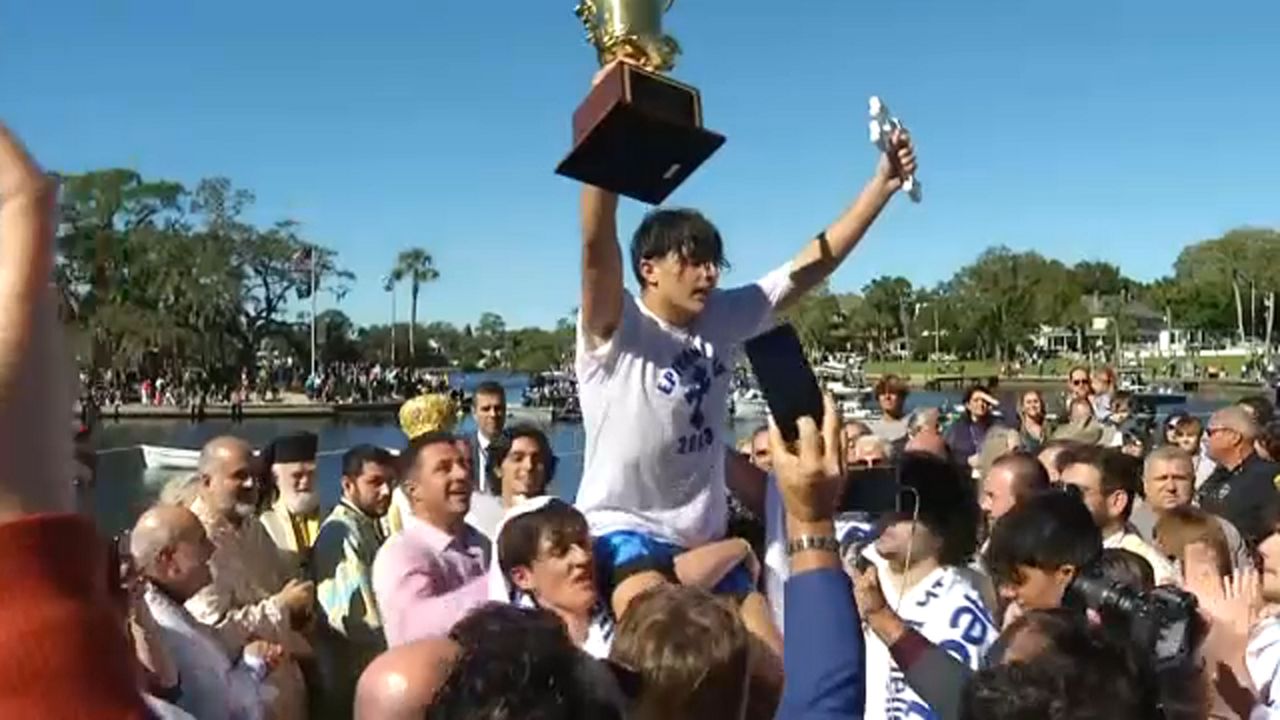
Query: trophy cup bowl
555 0 725 205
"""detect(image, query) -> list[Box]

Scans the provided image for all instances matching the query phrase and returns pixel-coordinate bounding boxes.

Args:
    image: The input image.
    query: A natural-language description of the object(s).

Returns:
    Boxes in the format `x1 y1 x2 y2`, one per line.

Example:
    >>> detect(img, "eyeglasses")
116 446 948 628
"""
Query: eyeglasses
1070 378 1089 386
1206 426 1234 436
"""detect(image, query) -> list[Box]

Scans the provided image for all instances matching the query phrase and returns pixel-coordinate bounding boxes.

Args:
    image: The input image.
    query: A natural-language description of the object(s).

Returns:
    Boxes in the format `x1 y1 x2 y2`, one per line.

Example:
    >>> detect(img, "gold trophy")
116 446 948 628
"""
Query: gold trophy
555 0 725 205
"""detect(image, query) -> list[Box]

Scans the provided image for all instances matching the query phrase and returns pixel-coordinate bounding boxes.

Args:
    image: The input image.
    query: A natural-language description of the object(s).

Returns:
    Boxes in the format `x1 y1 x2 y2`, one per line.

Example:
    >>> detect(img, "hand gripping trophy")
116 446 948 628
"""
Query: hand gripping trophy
555 0 725 205
869 96 922 203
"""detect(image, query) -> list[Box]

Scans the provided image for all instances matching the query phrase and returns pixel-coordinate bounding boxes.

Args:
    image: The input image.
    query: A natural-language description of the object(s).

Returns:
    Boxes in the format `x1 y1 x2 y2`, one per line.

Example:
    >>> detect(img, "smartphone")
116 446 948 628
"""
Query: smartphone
743 323 824 444
839 465 907 514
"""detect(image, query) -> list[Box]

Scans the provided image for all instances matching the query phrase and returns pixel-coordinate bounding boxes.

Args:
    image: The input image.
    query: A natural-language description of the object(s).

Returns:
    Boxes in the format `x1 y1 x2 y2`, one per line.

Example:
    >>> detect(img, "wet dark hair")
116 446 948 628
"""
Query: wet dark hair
341 443 394 479
435 603 625 720
498 499 591 577
967 612 1148 720
985 490 1101 587
629 208 728 288
1096 548 1155 593
987 607 1098 666
487 425 558 491
892 452 981 567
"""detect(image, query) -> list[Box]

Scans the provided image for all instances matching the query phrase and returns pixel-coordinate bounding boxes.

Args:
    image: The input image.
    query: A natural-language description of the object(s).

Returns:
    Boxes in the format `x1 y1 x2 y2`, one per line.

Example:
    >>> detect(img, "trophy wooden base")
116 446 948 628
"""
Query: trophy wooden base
556 62 725 205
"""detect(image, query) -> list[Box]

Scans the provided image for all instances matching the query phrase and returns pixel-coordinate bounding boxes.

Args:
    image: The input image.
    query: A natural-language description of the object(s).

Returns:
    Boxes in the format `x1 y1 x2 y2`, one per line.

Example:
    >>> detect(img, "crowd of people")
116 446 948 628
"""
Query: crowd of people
4 61 1280 720
79 364 455 420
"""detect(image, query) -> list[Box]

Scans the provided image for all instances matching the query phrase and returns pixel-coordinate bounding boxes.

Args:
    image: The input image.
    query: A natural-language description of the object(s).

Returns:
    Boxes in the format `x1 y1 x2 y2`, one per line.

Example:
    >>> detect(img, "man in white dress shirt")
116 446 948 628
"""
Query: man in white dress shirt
133 503 284 720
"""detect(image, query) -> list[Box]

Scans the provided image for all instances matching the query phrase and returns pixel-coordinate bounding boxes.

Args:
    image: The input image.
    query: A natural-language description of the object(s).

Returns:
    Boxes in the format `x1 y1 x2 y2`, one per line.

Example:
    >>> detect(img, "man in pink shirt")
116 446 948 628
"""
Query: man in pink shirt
373 431 492 646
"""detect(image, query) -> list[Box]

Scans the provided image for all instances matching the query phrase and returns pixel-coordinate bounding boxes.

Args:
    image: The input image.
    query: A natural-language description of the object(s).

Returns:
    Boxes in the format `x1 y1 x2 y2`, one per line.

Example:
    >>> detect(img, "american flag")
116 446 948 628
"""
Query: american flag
292 246 315 273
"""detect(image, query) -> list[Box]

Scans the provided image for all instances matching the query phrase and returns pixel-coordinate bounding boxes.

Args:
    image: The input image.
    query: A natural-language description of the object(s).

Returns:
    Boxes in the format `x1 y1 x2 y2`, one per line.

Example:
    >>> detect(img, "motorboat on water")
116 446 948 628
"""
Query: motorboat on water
140 444 200 471
1117 367 1187 408
138 443 403 471
731 387 770 419
820 356 879 421
830 383 879 421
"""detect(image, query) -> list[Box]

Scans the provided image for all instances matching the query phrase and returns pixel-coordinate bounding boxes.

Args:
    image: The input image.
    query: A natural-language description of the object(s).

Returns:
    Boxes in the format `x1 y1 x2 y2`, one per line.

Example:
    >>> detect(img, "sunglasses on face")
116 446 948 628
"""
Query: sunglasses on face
1071 378 1089 386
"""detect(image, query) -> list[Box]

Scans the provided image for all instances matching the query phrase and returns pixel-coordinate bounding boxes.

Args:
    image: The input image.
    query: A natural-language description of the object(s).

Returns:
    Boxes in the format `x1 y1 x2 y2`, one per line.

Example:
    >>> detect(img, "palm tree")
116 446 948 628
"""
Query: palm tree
389 248 439 362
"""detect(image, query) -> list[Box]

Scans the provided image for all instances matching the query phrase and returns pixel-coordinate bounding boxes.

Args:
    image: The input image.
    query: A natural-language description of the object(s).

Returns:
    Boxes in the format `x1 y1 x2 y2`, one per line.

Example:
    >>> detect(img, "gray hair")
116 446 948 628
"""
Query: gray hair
1211 405 1261 442
907 407 941 437
1143 445 1194 478
854 434 893 460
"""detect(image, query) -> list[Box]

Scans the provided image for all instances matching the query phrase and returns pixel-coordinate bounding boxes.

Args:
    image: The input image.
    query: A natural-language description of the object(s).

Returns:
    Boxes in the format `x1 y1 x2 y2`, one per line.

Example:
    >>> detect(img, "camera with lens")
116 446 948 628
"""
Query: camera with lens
1064 563 1206 719
1063 565 1201 672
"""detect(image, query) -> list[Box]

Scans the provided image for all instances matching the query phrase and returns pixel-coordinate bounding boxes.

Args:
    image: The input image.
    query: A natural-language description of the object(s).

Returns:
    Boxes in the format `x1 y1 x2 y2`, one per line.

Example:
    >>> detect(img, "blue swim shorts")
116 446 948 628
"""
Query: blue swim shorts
593 530 755 601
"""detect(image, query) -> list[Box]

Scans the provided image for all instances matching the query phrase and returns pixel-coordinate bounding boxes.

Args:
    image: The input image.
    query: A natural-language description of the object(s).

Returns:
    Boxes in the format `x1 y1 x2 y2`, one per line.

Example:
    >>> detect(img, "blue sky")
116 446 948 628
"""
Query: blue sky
5 1 1278 329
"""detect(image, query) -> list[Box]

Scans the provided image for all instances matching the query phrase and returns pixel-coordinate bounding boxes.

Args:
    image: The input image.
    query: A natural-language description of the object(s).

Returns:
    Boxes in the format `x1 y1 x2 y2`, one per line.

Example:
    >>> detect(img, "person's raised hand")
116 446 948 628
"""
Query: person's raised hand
854 563 909 643
768 394 842 523
1185 543 1264 719
275 578 315 624
874 129 918 193
1219 564 1263 639
0 123 71 523
853 564 890 619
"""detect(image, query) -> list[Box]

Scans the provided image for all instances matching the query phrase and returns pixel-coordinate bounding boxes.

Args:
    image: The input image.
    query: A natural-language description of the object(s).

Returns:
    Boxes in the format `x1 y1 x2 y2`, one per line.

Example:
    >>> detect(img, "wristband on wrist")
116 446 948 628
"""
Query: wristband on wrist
786 534 839 556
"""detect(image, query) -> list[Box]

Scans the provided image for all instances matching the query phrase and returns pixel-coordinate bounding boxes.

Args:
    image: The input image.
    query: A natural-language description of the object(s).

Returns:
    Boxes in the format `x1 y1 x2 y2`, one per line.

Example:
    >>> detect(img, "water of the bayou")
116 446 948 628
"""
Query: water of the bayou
80 372 1252 536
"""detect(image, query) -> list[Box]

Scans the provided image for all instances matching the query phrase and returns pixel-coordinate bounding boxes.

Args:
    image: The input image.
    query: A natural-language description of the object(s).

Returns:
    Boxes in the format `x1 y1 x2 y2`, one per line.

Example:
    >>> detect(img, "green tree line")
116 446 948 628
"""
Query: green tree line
783 227 1280 362
55 168 1279 373
54 169 573 374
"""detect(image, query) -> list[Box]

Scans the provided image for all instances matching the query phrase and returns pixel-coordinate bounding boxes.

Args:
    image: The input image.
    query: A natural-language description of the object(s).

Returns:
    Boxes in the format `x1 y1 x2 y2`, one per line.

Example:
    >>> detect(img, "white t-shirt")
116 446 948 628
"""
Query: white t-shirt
862 550 998 720
1248 616 1280 719
466 492 505 541
575 265 792 548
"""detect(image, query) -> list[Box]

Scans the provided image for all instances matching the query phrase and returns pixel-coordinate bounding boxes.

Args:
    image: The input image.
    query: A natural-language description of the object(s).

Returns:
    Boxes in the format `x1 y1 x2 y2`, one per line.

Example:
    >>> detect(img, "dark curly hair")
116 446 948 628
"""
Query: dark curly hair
629 208 728 288
893 451 982 567
430 603 624 720
984 490 1101 588
486 424 557 493
964 612 1151 720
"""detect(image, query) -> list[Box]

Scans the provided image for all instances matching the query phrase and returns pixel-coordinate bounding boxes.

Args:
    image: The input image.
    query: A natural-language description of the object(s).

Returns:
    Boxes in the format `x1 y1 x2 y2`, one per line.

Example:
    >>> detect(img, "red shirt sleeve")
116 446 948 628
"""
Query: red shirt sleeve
0 514 150 718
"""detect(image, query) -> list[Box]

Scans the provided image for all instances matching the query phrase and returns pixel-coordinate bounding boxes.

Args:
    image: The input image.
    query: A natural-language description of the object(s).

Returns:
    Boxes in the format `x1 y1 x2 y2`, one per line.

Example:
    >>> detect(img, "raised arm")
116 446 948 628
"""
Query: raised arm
777 131 917 313
0 123 148 718
0 123 68 521
579 185 624 344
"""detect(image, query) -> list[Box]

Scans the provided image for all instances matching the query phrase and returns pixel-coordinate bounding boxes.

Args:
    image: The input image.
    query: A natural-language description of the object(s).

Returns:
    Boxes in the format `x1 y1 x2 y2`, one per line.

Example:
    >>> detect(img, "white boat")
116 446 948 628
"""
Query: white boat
140 444 199 470
823 377 879 421
1117 367 1187 405
508 404 555 425
731 387 770 419
139 443 401 471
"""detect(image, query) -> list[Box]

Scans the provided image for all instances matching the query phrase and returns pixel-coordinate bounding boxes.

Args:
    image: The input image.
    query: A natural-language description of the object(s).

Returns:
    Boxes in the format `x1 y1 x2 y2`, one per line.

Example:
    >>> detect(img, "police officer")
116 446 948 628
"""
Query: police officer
1197 405 1280 546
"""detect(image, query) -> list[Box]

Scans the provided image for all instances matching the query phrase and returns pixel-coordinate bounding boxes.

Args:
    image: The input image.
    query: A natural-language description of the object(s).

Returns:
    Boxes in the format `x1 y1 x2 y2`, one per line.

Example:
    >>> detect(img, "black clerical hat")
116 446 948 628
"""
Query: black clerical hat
266 431 318 465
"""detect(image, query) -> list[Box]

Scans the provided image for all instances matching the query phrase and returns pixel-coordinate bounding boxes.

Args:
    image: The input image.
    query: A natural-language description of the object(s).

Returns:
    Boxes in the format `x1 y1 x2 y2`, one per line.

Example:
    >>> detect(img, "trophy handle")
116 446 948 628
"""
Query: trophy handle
575 0 603 47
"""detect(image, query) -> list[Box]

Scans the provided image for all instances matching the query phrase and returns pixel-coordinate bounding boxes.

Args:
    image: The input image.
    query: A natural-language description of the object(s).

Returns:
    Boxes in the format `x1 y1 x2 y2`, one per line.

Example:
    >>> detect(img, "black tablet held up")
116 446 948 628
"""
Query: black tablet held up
840 466 908 514
743 323 824 444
